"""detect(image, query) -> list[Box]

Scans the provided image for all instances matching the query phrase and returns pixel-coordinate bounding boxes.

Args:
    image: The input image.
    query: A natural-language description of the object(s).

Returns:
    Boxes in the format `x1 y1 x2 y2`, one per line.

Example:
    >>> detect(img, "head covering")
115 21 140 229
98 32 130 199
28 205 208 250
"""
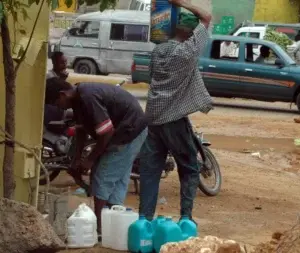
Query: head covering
177 12 199 31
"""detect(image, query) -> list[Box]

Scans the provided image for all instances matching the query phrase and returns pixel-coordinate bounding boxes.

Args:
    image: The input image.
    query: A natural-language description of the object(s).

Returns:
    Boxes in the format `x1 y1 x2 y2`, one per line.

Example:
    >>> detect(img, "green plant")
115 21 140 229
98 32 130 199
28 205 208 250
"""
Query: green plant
264 27 293 51
0 0 118 200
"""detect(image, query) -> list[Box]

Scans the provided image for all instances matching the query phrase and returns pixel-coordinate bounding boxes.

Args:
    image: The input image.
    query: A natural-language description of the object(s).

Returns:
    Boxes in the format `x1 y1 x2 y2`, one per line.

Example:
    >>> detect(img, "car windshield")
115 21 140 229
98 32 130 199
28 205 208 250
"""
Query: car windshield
272 43 296 65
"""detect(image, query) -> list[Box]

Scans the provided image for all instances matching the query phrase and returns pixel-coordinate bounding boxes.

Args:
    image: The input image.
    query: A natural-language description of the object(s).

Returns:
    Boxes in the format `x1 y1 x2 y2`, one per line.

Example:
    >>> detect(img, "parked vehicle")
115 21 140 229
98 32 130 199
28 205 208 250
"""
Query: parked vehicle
129 0 150 11
131 35 300 111
42 118 221 197
55 10 155 75
230 21 300 41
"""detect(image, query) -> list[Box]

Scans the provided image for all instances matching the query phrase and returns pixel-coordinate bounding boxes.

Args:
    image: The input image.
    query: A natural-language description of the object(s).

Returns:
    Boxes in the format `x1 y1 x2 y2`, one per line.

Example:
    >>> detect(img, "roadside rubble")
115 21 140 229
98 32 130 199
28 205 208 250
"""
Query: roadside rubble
0 197 64 253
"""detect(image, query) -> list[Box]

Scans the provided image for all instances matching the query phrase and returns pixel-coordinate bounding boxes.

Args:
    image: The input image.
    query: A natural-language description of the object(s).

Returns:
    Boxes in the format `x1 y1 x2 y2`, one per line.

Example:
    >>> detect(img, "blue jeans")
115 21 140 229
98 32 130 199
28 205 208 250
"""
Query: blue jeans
91 128 148 204
139 118 200 220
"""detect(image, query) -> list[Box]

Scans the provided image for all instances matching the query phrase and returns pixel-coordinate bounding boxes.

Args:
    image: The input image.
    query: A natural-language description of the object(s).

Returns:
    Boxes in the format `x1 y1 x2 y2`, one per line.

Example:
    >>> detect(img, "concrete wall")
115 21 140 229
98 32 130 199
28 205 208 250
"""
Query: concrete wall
0 1 49 204
253 0 300 23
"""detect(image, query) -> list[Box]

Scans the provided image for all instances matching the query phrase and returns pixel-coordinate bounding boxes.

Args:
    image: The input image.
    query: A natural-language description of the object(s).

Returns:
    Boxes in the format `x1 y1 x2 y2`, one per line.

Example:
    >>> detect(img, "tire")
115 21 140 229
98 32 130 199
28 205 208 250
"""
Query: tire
74 59 98 75
296 92 300 112
39 140 61 185
198 146 222 196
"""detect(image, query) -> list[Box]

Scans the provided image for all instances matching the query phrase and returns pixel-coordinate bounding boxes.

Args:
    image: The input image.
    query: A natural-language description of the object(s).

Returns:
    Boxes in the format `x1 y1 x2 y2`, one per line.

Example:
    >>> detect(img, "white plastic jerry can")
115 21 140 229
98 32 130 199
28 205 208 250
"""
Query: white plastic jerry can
101 205 126 249
110 207 139 251
67 203 97 248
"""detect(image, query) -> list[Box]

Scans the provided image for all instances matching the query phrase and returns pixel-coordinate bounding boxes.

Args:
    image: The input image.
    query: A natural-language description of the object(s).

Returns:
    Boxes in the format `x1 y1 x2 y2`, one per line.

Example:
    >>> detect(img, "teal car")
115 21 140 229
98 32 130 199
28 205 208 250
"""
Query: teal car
131 36 300 111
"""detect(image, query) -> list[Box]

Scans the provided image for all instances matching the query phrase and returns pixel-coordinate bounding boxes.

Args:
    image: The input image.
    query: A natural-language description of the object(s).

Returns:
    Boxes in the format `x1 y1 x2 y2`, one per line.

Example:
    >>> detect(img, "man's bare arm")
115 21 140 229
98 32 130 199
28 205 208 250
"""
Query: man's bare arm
169 0 212 28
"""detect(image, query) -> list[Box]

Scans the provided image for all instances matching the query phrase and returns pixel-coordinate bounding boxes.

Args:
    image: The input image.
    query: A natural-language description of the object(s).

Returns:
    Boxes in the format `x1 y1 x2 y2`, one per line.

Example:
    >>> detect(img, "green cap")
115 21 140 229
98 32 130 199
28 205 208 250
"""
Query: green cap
178 12 199 30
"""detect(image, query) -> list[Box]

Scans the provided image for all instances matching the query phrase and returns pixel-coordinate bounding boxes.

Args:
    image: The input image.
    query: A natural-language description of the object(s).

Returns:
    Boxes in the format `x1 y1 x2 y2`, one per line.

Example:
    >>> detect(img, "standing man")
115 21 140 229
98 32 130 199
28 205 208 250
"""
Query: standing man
45 78 148 237
139 0 213 221
47 51 69 80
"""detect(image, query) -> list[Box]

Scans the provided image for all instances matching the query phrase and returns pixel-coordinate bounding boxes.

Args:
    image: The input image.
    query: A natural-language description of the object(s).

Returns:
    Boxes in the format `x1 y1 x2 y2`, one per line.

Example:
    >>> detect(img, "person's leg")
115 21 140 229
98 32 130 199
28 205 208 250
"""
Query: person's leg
161 118 200 219
107 129 148 205
92 129 148 233
139 126 168 220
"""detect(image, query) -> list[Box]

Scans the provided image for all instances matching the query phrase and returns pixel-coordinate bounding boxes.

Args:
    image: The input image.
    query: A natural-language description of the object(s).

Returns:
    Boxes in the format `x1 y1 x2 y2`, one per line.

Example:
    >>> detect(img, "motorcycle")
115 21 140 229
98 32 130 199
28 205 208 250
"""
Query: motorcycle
41 119 221 197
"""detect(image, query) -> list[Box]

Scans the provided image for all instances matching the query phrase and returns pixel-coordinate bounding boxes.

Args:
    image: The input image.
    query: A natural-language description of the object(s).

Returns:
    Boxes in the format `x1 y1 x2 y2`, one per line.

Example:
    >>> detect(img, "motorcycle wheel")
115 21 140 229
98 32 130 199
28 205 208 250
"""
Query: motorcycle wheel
198 146 222 196
39 140 61 185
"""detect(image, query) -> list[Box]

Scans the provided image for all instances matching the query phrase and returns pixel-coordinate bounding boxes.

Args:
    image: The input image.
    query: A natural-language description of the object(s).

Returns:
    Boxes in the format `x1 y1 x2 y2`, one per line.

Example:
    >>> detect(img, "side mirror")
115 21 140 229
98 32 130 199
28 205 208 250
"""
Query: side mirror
275 58 284 68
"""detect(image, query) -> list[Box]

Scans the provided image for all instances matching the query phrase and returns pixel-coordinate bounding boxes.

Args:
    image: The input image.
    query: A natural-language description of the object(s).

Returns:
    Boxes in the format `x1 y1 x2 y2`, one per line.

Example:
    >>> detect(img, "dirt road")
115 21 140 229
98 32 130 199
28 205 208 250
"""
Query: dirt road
58 98 300 252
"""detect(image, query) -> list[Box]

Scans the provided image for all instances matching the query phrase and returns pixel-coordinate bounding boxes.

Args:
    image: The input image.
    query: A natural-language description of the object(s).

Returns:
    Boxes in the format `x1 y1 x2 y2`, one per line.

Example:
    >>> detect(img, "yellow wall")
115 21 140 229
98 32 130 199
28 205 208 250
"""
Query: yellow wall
54 0 76 12
0 2 49 205
253 0 300 23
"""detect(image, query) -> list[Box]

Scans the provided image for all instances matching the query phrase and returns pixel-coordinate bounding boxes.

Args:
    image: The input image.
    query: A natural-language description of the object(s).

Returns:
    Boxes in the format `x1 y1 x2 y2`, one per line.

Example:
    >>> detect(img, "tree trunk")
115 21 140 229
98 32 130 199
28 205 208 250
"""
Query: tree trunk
1 17 16 199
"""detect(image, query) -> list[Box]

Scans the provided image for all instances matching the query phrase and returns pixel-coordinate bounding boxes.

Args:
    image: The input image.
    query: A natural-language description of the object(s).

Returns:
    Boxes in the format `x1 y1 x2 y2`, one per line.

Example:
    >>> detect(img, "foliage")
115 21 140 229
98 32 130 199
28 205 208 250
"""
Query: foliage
0 0 118 28
264 27 293 51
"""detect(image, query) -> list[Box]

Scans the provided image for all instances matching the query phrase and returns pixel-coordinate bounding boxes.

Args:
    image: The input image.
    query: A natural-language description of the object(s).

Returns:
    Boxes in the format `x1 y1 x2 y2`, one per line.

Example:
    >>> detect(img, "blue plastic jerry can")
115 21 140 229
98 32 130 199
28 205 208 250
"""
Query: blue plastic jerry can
178 216 198 240
151 215 166 231
128 215 154 253
153 216 182 252
150 0 180 44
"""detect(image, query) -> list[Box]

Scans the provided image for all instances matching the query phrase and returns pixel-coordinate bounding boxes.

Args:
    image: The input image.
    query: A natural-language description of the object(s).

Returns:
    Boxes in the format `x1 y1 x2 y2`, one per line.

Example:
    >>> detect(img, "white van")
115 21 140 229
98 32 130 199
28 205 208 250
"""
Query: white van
56 10 154 75
129 0 151 11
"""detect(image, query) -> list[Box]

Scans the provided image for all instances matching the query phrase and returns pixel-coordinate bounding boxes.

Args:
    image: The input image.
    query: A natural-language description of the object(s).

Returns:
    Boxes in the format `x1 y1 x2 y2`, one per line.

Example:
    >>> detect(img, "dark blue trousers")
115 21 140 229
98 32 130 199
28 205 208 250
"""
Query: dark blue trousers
139 117 200 220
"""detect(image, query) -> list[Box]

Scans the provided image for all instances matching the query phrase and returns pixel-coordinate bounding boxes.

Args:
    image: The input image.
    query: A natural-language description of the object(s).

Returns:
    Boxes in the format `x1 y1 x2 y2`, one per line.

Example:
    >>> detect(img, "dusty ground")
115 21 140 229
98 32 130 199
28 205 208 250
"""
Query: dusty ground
56 98 300 252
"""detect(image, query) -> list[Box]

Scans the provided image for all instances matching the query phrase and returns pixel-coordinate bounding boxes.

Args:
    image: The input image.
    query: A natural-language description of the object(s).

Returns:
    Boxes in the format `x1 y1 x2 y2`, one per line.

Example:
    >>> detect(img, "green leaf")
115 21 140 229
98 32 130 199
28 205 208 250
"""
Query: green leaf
64 0 73 8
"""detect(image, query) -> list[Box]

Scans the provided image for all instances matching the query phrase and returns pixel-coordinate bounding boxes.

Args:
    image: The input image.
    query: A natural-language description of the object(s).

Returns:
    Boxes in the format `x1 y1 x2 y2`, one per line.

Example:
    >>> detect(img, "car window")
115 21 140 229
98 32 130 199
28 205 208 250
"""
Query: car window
245 43 280 65
129 0 138 9
211 40 240 61
237 32 247 37
140 3 145 10
68 21 99 38
110 24 149 42
249 32 260 39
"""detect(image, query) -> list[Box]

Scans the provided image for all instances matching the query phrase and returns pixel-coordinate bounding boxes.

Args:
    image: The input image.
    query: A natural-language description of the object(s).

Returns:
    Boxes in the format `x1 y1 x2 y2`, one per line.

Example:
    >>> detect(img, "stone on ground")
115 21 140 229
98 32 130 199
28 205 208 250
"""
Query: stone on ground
160 236 245 253
0 197 65 253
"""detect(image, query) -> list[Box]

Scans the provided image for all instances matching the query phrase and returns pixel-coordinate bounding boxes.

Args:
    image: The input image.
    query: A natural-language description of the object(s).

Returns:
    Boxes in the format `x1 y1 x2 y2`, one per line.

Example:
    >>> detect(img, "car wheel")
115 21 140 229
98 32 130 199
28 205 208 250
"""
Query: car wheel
74 59 97 75
296 93 300 112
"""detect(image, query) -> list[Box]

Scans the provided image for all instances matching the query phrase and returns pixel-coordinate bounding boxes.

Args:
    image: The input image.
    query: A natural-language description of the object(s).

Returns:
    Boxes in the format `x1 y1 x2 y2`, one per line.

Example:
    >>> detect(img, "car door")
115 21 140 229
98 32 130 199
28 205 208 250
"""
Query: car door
240 43 295 101
105 22 154 75
201 39 243 97
59 20 101 65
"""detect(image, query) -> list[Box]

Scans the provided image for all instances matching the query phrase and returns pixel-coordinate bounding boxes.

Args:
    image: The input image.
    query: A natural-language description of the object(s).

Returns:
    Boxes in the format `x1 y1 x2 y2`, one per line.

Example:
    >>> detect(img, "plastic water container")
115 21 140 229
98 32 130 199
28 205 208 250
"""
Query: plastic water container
153 216 182 252
150 0 180 44
110 207 139 251
101 205 126 249
178 216 198 240
151 215 166 231
128 215 154 253
67 203 97 248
